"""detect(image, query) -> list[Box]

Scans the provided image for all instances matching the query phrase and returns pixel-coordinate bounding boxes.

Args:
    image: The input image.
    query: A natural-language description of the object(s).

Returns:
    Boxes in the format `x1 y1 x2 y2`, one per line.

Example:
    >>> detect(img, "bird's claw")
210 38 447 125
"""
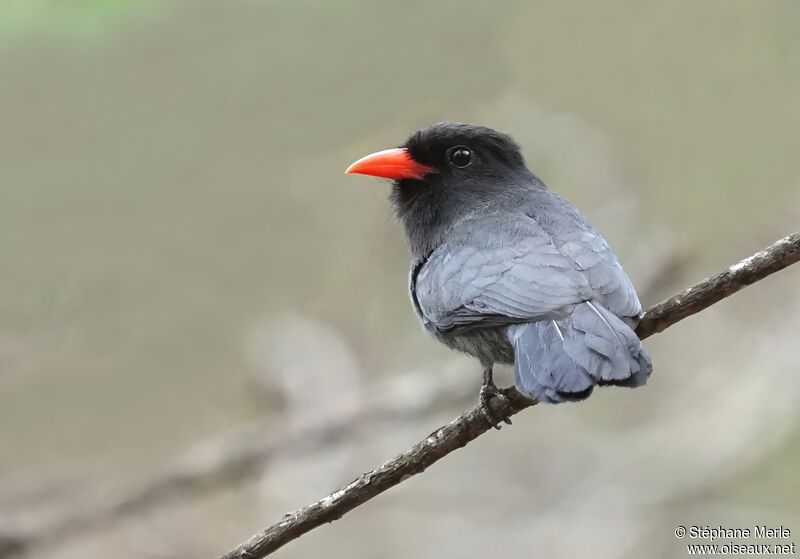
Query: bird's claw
479 382 513 429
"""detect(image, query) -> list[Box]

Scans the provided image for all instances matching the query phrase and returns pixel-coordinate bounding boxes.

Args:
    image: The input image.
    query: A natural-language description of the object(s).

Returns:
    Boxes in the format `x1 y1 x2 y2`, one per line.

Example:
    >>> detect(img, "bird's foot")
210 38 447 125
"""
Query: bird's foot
479 381 513 430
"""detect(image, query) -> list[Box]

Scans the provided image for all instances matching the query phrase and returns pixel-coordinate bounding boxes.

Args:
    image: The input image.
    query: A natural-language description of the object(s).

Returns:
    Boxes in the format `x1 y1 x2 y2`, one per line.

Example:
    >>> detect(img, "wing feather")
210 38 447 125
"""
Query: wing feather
410 193 642 334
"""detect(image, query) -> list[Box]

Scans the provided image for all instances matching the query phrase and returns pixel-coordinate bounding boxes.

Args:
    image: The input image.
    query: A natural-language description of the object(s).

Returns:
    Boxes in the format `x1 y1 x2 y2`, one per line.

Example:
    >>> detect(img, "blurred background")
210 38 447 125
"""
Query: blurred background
1 1 799 557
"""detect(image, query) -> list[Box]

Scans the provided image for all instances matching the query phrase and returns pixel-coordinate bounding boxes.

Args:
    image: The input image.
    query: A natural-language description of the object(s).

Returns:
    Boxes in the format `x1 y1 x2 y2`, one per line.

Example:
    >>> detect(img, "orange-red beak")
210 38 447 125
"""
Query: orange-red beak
345 148 435 180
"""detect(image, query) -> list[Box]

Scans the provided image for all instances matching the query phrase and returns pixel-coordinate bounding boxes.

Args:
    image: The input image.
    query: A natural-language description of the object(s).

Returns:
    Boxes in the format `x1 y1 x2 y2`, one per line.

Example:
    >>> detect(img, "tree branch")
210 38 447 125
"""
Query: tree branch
218 230 800 559
0 236 686 559
0 367 479 558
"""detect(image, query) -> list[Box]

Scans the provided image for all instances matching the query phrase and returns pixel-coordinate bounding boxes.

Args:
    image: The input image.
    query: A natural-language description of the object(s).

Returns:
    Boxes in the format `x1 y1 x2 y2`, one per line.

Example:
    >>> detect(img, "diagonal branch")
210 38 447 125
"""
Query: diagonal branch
0 367 478 558
0 236 685 559
218 230 800 559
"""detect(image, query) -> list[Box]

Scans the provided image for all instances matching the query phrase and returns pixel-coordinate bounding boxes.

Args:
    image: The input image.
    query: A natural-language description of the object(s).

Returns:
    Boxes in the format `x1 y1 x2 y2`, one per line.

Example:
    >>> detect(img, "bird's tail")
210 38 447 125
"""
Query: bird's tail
507 301 652 404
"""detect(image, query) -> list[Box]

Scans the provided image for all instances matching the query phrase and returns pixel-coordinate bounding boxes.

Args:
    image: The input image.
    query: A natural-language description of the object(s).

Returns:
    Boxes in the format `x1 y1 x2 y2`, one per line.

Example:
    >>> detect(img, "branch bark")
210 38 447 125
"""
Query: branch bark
218 230 800 559
0 366 479 559
0 234 686 559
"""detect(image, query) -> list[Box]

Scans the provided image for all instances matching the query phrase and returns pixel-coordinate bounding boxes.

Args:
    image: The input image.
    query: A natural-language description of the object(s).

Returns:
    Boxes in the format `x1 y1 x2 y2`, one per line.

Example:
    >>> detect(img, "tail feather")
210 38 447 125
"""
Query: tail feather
508 301 652 403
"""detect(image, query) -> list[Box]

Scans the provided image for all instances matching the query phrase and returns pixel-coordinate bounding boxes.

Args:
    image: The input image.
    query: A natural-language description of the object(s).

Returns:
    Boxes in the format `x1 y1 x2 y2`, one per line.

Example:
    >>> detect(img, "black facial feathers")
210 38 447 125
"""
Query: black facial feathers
403 122 525 170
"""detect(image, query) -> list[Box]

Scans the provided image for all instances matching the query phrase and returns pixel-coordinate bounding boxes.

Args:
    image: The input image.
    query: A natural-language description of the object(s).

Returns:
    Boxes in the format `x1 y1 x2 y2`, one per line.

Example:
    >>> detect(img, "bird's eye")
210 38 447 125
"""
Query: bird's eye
447 146 473 168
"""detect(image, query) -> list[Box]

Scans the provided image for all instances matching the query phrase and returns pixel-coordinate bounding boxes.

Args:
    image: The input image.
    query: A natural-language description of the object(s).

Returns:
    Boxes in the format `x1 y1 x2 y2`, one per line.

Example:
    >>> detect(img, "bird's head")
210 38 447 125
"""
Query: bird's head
346 121 528 187
345 122 537 254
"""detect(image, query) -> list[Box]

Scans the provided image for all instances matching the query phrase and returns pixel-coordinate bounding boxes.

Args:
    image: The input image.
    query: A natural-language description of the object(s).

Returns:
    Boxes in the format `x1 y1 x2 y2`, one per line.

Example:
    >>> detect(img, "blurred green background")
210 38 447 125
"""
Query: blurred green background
1 1 798 558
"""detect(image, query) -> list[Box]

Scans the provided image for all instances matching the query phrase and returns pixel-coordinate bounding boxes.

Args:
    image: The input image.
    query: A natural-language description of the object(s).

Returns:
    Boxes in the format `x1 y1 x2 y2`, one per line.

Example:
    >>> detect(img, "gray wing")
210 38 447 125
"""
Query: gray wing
411 202 641 334
530 190 642 318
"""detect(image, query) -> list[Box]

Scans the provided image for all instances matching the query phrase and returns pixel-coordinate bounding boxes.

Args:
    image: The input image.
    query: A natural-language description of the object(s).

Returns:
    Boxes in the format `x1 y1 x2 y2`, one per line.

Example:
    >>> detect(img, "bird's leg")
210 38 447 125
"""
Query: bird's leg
479 364 513 429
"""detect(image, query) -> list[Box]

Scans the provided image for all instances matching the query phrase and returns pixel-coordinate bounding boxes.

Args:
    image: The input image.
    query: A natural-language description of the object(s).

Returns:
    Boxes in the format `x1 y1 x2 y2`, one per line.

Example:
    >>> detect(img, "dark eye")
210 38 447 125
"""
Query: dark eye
448 146 473 168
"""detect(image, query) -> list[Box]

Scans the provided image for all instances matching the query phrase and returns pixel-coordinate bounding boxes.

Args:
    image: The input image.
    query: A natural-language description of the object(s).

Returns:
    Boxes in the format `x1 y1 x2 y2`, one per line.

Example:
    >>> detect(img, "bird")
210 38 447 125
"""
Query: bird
345 122 652 426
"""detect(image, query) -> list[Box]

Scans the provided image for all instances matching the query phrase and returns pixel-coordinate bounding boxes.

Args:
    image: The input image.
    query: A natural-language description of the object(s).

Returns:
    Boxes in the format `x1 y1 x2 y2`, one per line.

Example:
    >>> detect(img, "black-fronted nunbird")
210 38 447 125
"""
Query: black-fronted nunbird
346 123 652 427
